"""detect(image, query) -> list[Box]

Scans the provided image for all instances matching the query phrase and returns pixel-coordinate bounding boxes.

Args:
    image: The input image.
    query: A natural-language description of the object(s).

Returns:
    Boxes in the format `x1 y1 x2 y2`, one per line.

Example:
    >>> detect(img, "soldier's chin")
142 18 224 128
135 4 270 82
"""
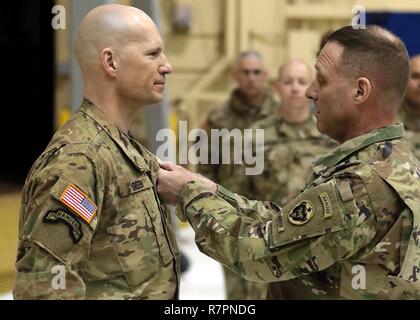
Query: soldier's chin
147 93 164 105
315 118 325 133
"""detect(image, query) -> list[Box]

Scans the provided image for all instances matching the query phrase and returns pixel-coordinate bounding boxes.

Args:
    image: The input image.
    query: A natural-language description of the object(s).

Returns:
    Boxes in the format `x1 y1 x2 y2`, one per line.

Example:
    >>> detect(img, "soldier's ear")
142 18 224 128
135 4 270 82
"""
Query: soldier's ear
101 48 117 78
353 77 372 105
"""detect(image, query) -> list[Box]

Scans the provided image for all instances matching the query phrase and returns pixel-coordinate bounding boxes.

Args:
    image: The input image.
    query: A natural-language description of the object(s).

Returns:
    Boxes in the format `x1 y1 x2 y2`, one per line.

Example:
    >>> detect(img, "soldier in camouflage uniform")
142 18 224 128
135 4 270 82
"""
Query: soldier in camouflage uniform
398 55 420 159
13 5 180 299
198 51 278 299
248 60 336 298
250 60 337 207
158 26 420 299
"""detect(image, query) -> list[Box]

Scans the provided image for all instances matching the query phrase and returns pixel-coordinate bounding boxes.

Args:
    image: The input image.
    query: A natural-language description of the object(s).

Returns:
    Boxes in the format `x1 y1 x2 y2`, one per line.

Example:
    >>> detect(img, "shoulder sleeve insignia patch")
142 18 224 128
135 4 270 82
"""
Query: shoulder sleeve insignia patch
288 200 314 225
43 209 83 243
268 180 344 249
59 183 97 224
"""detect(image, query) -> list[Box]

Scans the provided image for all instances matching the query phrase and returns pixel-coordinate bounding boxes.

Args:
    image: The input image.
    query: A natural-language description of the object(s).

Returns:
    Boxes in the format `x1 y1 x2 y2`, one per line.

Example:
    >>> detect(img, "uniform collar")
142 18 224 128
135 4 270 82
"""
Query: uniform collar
312 124 405 175
275 114 321 140
229 88 275 117
79 99 150 173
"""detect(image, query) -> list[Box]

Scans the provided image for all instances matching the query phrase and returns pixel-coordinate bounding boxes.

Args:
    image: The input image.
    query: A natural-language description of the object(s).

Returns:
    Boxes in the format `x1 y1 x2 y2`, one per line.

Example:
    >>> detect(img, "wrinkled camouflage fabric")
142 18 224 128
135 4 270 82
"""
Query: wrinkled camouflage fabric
14 100 180 300
197 88 278 300
181 124 420 299
398 102 420 160
249 114 337 206
247 114 336 298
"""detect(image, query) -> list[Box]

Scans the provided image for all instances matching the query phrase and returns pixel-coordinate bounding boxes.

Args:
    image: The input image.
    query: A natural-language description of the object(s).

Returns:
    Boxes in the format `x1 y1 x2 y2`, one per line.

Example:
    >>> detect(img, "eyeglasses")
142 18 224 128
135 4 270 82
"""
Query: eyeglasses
240 69 263 76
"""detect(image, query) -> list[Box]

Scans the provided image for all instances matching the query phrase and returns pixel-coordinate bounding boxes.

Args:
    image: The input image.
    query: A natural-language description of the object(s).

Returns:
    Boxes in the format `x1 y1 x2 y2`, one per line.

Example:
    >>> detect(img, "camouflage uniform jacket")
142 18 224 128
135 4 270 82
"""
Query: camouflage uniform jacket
14 100 180 299
249 114 337 206
198 88 278 193
398 102 420 159
179 124 420 299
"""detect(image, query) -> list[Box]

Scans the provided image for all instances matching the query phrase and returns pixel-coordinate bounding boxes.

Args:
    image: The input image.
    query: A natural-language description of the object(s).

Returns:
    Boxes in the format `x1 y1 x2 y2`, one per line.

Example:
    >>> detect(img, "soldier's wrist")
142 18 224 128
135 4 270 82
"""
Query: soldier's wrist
179 179 218 208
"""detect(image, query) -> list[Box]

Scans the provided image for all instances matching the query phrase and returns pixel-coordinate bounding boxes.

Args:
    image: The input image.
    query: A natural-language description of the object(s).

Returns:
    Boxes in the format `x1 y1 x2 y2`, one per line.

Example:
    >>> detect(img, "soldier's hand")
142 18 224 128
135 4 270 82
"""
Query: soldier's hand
157 161 216 205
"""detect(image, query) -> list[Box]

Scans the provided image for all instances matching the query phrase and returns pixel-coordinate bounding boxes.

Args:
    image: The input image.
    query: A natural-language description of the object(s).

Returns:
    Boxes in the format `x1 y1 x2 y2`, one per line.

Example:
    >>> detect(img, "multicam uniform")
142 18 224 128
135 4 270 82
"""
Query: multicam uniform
198 88 278 299
249 114 337 207
14 100 180 299
181 124 420 299
247 114 336 298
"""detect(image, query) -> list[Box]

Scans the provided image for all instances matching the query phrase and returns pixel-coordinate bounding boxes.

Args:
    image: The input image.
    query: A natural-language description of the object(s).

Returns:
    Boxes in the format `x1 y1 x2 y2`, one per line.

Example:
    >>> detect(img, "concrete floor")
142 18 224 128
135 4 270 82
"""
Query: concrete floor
0 190 225 300
177 225 225 300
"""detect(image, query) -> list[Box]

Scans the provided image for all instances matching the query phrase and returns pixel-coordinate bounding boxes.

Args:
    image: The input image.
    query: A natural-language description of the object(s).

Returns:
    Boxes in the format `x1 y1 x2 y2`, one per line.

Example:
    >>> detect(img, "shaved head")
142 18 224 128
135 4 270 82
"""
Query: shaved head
412 54 420 63
276 59 312 119
74 4 154 74
73 4 172 122
405 54 420 109
277 59 312 81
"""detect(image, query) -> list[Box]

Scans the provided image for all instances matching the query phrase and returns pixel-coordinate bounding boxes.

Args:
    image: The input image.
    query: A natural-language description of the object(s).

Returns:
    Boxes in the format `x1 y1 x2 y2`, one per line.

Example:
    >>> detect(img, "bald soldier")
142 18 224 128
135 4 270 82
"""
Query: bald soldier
398 55 420 159
157 26 420 299
14 5 180 299
197 50 278 300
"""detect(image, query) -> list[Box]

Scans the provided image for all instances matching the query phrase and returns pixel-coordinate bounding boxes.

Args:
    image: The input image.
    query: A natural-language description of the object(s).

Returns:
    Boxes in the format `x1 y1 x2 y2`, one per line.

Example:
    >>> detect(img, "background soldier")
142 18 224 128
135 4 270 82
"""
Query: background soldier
249 59 337 207
198 50 278 299
157 25 420 299
14 4 180 299
398 55 420 159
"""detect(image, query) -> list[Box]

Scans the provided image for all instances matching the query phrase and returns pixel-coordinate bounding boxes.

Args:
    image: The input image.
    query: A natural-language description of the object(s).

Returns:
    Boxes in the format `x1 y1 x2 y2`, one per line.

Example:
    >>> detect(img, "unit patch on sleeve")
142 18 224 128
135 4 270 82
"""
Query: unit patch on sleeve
59 183 97 223
288 200 314 225
43 209 83 243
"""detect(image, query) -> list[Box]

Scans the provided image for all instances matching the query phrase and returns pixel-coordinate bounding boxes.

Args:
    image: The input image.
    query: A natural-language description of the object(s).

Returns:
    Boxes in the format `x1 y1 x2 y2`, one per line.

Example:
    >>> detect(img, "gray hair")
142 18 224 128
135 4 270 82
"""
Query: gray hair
233 50 264 70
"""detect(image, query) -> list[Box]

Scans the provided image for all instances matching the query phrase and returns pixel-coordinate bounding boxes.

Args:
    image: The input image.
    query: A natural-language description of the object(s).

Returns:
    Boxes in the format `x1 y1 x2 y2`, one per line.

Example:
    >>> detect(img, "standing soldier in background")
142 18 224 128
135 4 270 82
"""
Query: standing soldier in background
198 50 278 299
14 4 180 299
398 55 420 159
249 60 337 207
247 59 336 299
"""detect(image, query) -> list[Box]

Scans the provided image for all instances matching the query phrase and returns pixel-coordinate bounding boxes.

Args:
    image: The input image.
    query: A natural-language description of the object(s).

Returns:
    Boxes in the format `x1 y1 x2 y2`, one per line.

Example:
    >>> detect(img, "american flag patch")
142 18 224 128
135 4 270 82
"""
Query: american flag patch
59 183 97 223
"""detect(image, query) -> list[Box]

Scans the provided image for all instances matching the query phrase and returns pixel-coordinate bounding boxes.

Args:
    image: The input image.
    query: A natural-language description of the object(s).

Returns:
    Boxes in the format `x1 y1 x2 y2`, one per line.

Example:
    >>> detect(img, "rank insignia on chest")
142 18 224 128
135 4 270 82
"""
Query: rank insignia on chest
60 183 97 224
288 200 314 225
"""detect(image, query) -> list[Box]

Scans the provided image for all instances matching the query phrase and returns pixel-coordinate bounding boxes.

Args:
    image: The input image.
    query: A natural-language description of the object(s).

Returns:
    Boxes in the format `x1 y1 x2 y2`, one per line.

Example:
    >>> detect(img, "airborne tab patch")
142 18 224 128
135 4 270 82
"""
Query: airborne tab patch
43 209 83 243
59 183 97 224
288 201 314 225
319 192 332 218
